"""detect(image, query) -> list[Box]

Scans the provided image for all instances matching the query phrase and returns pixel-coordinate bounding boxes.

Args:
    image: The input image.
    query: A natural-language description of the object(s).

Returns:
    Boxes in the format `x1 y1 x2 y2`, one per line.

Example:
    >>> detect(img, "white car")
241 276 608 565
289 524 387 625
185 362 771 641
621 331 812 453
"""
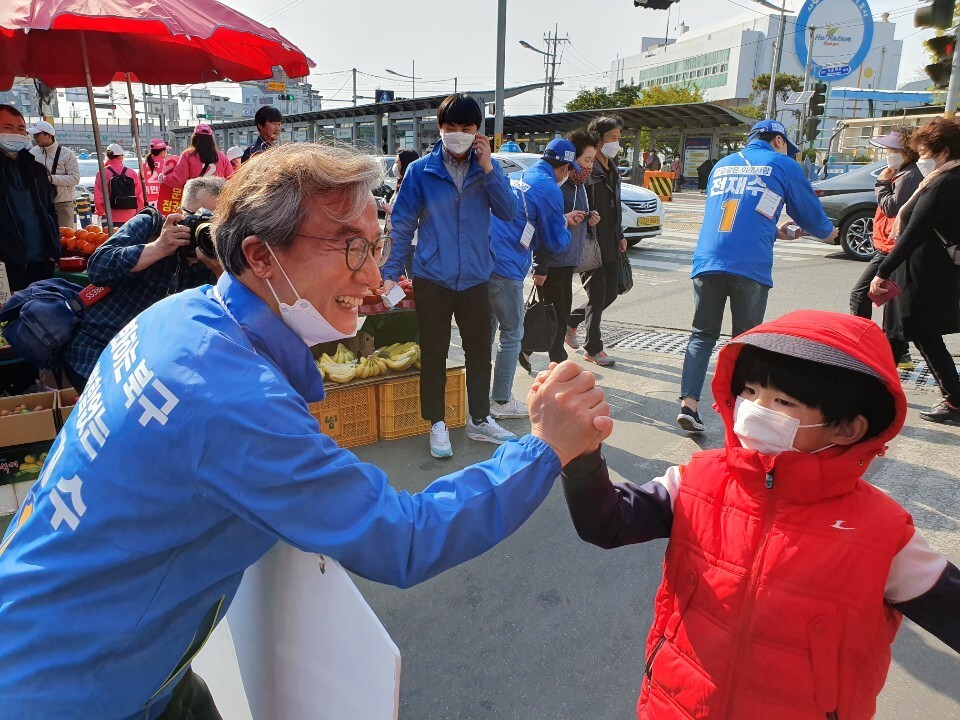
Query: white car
493 152 663 246
76 157 142 200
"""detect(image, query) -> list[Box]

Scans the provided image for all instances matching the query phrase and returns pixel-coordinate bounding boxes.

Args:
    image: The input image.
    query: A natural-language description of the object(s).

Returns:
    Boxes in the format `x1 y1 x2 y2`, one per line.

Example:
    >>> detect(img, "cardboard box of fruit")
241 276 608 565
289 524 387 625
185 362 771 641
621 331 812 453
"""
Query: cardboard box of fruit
58 388 79 424
0 391 58 447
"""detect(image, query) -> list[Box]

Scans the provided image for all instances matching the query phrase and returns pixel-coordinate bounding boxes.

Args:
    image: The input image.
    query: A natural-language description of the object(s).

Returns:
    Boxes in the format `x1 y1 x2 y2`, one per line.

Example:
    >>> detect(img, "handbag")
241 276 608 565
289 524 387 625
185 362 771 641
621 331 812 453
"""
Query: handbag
575 232 602 273
617 250 634 295
522 285 557 353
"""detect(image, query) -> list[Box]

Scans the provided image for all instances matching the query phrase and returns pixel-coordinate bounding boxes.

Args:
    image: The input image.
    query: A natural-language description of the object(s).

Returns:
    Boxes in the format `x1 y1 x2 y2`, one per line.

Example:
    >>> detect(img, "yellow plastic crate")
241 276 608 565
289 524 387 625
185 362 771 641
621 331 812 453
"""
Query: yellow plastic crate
309 384 378 449
377 368 466 440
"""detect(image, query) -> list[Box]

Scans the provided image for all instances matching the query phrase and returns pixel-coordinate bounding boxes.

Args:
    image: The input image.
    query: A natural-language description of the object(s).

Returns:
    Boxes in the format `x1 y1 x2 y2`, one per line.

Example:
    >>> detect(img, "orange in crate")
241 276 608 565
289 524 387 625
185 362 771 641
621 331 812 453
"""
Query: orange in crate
85 224 101 233
308 384 378 449
378 368 466 440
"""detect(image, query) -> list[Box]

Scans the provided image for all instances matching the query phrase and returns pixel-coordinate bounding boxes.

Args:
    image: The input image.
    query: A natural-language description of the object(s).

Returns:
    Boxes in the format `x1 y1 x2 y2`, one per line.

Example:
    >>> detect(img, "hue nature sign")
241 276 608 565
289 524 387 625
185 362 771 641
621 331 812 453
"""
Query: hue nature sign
794 0 874 83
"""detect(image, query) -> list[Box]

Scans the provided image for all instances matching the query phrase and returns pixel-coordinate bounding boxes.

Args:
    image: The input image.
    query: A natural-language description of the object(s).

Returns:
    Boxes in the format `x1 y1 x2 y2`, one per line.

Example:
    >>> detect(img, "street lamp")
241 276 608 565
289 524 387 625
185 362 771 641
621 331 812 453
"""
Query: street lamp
386 62 421 99
520 39 552 113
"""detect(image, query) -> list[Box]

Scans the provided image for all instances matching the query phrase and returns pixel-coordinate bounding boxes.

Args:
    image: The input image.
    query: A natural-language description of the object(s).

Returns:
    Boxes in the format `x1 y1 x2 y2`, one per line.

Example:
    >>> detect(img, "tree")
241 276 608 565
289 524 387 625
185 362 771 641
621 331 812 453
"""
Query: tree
750 73 804 116
565 82 702 111
731 104 765 120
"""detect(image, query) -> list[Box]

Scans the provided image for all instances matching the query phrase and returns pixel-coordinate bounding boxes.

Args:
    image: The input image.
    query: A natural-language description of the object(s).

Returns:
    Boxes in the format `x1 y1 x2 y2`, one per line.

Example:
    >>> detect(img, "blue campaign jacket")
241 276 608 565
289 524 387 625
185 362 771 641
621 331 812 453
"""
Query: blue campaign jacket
534 179 590 272
0 273 561 720
693 139 834 287
489 160 571 281
381 143 519 291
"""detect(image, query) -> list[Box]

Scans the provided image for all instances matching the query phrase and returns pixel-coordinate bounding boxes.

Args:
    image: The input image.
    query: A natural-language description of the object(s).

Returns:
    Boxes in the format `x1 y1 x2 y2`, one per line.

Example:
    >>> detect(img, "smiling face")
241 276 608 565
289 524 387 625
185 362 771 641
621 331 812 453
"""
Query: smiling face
260 120 282 144
243 192 383 335
577 145 597 173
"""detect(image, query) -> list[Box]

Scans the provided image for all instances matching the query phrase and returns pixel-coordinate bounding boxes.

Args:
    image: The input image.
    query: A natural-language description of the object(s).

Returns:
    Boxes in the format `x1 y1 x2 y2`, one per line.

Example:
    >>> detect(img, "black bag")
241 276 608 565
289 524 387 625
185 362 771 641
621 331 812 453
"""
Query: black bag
522 286 557 353
617 251 634 295
47 146 62 204
108 166 138 210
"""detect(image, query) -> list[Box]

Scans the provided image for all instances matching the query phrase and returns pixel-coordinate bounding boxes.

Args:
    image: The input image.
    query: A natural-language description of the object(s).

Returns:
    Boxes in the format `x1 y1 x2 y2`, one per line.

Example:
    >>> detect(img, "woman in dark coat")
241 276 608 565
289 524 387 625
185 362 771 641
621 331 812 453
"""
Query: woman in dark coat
871 117 960 424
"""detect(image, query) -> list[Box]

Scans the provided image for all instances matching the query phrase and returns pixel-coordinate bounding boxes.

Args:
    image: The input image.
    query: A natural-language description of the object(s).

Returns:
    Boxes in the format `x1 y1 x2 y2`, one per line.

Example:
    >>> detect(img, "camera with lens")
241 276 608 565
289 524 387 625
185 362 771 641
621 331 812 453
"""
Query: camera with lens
177 209 216 258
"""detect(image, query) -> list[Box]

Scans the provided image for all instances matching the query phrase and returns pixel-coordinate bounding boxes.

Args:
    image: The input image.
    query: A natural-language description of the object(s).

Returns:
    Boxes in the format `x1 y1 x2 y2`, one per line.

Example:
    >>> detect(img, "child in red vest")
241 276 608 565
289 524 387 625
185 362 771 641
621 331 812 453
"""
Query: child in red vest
561 310 959 720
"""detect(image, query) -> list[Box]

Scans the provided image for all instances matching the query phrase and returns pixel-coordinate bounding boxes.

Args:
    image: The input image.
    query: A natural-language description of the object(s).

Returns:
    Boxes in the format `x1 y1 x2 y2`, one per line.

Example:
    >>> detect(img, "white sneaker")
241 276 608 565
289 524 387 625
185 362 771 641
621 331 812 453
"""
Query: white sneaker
429 421 453 458
467 416 517 445
490 397 529 419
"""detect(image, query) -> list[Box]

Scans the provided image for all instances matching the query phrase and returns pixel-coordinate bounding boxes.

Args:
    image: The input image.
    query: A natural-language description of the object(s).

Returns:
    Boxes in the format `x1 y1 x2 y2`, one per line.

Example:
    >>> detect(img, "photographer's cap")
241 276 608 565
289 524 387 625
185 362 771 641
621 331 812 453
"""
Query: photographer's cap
542 138 582 173
749 119 800 158
27 120 55 136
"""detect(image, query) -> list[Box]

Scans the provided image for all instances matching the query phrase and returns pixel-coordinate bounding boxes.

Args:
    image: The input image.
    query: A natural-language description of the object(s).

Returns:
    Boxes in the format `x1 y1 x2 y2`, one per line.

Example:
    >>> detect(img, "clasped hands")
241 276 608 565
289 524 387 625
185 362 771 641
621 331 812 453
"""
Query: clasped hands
526 361 614 466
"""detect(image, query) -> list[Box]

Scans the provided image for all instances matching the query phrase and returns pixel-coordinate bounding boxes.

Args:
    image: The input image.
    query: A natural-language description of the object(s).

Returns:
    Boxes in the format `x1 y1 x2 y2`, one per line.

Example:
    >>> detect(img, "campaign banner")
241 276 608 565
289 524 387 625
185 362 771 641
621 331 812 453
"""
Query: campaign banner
155 155 181 216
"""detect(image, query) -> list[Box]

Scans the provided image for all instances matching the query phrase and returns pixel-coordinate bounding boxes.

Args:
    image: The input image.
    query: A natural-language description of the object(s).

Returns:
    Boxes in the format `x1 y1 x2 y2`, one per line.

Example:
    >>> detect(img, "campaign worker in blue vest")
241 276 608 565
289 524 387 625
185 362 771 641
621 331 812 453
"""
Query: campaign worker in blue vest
676 119 838 433
0 143 613 720
487 138 578 419
382 93 520 458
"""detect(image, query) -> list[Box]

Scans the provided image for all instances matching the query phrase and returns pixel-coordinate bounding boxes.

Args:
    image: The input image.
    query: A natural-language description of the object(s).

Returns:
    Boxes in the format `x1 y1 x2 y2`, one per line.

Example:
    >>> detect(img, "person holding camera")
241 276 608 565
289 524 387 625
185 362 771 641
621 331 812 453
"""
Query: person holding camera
0 144 612 720
63 177 224 391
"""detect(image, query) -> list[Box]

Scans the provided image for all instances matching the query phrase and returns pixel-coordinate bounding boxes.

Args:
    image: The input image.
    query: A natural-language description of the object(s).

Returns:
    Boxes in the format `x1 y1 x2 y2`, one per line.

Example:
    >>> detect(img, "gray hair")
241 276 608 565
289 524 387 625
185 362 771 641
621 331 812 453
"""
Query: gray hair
182 176 225 210
213 143 384 276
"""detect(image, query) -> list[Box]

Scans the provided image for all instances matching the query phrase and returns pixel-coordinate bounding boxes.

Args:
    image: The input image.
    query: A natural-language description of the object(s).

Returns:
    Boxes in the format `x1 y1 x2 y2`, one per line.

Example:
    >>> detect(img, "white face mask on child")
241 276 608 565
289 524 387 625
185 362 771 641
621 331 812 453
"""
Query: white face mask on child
733 396 832 456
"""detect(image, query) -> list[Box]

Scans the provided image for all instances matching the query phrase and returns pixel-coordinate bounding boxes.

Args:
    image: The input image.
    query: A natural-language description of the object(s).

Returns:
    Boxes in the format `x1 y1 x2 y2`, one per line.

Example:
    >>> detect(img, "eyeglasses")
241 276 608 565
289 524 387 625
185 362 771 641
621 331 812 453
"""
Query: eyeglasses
296 233 393 271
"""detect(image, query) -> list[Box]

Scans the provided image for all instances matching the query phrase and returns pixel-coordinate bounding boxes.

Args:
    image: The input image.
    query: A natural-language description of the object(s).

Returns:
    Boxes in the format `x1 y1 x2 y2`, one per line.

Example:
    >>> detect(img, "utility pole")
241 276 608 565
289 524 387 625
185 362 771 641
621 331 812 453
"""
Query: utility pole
945 21 960 119
798 25 815 144
495 0 507 149
765 1 787 119
352 68 357 107
545 25 569 114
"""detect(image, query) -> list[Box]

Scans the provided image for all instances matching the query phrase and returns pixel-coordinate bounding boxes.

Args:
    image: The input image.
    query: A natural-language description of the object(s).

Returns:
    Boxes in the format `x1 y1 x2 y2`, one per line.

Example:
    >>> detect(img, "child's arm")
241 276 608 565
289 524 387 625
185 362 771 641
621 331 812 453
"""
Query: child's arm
886 529 960 653
561 450 676 549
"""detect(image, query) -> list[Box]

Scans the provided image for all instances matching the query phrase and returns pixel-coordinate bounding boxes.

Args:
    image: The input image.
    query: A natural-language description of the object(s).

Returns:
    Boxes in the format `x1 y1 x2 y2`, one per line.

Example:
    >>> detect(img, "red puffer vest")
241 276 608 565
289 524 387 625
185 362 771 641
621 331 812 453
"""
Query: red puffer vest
638 312 914 720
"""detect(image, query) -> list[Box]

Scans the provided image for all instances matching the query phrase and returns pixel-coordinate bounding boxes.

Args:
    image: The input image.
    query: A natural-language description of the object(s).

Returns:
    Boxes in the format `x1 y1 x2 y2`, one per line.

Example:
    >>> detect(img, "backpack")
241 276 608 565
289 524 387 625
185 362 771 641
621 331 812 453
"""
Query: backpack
108 166 138 210
0 279 112 371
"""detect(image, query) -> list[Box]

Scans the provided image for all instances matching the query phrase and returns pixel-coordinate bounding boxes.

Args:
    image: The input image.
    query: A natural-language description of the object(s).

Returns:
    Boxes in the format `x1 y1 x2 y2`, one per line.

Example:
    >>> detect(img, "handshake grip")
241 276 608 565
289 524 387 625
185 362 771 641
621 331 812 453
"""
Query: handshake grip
526 361 614 467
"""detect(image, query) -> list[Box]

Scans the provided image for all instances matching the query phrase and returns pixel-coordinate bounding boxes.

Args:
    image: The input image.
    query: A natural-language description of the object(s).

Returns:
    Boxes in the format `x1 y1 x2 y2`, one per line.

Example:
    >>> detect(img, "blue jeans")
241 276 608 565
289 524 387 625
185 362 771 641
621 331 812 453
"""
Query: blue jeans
488 273 525 403
679 272 770 402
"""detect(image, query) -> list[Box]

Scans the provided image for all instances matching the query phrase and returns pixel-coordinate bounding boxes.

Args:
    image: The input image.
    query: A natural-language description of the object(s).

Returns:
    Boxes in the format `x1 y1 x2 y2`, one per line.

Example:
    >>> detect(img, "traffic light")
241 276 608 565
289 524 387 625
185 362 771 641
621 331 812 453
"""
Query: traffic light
804 82 827 141
915 0 956 30
196 113 208 119
633 0 677 9
925 35 956 89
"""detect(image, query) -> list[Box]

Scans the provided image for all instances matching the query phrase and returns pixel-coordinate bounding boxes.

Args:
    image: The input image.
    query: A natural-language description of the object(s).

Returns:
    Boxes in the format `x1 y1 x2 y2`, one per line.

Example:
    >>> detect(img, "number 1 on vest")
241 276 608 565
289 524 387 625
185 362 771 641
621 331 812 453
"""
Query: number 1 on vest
719 199 739 232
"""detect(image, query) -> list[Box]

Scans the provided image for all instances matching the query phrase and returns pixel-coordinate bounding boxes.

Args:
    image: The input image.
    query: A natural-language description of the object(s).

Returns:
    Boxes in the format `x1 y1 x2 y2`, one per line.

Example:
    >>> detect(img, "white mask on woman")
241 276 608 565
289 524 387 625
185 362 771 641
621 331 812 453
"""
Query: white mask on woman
733 396 830 456
886 153 903 171
916 158 937 177
600 141 620 159
441 132 475 156
263 244 353 347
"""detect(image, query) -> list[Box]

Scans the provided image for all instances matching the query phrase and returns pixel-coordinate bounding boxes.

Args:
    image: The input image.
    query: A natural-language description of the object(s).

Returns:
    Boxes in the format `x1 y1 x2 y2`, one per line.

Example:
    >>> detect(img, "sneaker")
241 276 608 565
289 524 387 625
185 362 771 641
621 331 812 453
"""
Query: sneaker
919 400 960 425
467 416 517 444
896 355 915 371
429 421 453 458
518 350 533 375
565 326 581 350
490 397 529 419
677 405 705 432
584 351 615 367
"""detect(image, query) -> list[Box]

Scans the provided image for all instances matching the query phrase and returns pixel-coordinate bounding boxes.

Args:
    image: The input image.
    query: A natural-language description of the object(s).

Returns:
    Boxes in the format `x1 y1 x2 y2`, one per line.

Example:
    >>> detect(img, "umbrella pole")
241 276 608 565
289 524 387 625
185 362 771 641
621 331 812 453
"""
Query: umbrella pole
126 74 149 206
80 31 114 233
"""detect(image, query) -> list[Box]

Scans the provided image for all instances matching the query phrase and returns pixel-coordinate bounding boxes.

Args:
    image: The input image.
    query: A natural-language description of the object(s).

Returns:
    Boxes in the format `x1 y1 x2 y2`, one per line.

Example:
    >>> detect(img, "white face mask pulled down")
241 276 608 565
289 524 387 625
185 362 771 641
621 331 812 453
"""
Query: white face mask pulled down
0 134 31 154
264 244 354 347
442 132 475 156
733 396 833 456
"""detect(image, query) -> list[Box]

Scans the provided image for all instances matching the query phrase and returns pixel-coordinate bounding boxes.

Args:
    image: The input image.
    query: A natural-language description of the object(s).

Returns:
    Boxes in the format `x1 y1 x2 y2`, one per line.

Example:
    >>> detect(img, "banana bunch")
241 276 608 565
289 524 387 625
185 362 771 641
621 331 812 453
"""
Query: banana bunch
331 343 356 364
314 360 327 380
355 355 389 379
374 342 420 372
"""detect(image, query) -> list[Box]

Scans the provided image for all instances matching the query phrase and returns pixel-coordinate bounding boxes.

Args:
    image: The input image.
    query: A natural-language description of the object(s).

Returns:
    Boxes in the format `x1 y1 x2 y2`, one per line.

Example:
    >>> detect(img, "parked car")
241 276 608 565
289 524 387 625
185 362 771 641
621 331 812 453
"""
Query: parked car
76 157 143 200
812 160 885 261
492 152 663 245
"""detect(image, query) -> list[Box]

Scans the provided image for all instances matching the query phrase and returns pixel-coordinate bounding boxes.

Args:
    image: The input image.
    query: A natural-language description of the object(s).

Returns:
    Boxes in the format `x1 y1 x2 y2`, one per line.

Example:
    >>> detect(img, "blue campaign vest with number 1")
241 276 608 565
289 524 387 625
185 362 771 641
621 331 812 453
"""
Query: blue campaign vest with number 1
692 138 831 288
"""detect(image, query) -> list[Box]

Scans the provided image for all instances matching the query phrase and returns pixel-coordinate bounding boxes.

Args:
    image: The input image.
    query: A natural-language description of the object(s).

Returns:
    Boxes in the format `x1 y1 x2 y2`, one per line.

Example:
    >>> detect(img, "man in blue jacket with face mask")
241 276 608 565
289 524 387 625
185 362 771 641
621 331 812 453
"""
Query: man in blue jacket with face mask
381 93 520 459
676 119 838 433
487 138 577 419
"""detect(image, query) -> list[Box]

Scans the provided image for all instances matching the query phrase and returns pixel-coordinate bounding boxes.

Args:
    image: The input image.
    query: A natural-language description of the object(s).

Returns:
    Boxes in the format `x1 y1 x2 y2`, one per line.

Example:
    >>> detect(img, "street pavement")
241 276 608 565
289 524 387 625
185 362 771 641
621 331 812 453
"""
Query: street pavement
350 191 960 719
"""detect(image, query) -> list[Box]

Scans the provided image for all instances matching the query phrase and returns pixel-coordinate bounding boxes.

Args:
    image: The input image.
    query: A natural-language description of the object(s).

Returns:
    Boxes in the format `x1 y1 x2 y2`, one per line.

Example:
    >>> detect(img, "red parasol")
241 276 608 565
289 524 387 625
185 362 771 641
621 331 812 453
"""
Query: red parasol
0 0 312 228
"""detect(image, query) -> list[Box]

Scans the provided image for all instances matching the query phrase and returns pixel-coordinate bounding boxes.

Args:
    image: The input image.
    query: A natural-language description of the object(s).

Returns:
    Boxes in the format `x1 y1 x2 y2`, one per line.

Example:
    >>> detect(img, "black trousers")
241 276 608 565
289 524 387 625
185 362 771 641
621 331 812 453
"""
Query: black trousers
568 258 619 356
156 669 223 720
849 252 910 360
914 335 960 407
527 266 575 363
5 260 54 292
414 277 491 424
61 362 88 393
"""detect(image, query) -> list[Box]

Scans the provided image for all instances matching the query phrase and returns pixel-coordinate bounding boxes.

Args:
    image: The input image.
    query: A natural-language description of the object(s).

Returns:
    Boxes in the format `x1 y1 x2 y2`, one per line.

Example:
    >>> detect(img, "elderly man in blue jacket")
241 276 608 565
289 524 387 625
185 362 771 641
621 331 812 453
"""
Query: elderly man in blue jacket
487 138 579 419
676 119 838 433
0 143 613 720
381 93 520 458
